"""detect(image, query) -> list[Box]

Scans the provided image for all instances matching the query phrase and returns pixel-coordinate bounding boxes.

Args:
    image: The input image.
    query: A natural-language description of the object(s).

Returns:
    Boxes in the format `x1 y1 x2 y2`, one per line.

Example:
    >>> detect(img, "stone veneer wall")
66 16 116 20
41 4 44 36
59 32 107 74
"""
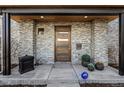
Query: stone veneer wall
9 18 119 66
108 18 119 65
36 22 54 64
71 22 92 64
36 22 92 64
11 20 20 64
93 20 108 66
18 20 34 56
35 21 108 65
11 20 34 65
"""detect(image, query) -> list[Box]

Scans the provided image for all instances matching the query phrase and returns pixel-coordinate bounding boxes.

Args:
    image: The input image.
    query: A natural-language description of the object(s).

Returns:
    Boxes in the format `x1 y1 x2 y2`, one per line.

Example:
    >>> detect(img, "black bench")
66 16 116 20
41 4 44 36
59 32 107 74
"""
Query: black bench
19 55 34 74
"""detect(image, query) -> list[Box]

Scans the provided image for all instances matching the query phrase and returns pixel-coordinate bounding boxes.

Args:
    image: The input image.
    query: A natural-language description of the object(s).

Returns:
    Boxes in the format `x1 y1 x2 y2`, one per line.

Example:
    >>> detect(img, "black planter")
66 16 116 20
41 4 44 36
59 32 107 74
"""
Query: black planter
19 55 34 74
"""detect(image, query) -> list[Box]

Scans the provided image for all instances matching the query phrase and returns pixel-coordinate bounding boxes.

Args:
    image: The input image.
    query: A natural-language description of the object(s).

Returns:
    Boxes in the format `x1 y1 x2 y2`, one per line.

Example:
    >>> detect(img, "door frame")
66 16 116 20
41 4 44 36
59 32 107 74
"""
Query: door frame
54 25 71 62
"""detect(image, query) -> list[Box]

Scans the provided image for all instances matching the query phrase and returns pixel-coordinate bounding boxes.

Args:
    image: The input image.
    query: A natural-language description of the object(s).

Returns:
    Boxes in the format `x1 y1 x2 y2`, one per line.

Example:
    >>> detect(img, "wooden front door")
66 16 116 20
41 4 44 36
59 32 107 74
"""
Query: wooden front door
55 26 71 62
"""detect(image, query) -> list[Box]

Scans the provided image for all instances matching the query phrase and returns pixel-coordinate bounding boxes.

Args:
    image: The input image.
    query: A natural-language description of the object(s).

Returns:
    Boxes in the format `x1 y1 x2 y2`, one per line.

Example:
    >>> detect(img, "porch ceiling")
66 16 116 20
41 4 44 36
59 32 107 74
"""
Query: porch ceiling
11 16 118 22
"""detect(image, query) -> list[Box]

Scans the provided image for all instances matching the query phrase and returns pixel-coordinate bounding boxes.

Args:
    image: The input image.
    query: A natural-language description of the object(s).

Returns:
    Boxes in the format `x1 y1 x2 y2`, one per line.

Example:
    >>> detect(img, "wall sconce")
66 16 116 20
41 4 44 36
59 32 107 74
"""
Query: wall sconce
38 28 44 35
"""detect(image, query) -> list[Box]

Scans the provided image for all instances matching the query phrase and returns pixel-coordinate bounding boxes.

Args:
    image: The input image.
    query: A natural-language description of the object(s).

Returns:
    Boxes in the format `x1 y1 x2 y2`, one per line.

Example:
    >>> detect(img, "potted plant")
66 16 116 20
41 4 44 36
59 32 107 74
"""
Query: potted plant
95 62 104 70
81 54 91 67
87 63 95 71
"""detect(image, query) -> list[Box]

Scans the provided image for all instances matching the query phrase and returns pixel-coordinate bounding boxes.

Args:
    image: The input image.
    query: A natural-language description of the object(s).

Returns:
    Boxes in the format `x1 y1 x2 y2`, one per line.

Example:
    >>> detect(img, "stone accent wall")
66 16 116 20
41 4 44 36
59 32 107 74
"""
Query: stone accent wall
36 22 54 64
18 20 34 56
11 20 20 64
36 22 92 64
71 22 92 64
11 20 34 65
93 20 108 66
35 21 108 65
9 18 118 66
108 18 119 65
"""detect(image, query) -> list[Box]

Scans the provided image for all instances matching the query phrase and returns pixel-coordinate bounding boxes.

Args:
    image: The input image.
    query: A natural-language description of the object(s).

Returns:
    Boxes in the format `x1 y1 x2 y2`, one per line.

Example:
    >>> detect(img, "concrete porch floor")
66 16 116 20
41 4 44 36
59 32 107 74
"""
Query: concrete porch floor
0 63 124 87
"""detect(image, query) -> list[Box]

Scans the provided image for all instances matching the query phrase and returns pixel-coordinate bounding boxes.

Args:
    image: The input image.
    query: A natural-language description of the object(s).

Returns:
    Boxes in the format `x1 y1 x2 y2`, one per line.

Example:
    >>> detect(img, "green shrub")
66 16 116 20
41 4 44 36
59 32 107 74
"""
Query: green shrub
87 63 95 71
81 54 91 62
81 54 91 67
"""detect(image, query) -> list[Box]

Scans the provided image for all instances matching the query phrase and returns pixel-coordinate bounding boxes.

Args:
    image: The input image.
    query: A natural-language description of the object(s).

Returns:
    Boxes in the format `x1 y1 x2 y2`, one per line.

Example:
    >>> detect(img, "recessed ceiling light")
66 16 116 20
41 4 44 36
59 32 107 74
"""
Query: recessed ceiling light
84 16 88 18
40 16 44 19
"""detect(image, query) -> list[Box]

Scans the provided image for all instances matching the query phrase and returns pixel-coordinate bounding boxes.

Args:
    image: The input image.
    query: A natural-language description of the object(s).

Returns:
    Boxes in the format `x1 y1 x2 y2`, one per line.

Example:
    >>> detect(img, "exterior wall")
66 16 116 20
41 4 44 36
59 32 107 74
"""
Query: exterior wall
18 20 34 57
35 21 108 65
0 13 119 72
71 22 92 64
11 20 20 64
108 18 119 65
93 20 108 66
9 18 117 66
36 22 92 64
36 22 54 64
11 20 34 65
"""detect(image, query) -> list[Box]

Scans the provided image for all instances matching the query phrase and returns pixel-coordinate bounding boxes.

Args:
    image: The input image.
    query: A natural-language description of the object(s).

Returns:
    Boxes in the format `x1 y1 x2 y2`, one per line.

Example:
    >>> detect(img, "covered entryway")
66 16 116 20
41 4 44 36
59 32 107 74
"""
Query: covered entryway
55 26 71 62
7 15 119 69
1 14 121 75
0 6 124 77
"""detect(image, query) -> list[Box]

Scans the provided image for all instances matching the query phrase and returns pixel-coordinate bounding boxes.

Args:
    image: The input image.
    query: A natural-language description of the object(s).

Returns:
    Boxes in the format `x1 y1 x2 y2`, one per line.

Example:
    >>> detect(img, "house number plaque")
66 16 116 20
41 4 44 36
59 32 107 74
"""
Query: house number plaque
76 43 82 50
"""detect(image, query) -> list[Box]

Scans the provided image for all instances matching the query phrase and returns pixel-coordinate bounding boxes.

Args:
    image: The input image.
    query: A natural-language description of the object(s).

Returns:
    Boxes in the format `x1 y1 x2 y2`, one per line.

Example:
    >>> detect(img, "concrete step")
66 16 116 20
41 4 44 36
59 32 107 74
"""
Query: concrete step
47 82 80 87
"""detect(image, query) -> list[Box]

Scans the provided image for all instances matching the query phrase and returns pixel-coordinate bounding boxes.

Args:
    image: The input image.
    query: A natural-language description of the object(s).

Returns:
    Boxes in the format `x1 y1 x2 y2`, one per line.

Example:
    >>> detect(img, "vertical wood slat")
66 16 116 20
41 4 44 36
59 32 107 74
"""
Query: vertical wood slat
2 13 11 75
